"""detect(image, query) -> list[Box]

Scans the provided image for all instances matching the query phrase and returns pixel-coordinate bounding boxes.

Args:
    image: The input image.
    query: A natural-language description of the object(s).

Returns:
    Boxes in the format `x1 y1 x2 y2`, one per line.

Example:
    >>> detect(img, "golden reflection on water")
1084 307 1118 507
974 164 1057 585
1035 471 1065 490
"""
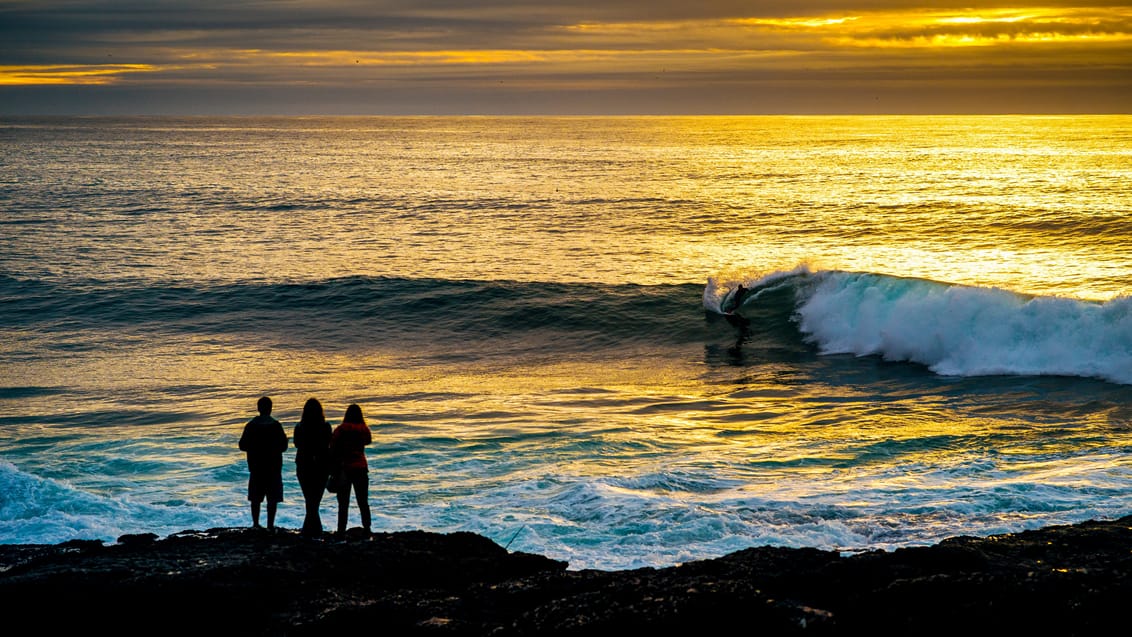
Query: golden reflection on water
188 347 1064 488
3 116 1131 560
10 116 1126 301
38 329 1106 477
649 116 1131 300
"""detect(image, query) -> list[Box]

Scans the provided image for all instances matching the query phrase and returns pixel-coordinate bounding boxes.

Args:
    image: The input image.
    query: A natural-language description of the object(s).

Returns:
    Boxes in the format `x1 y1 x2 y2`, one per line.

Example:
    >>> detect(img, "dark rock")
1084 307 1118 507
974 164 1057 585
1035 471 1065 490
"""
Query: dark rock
2 516 1130 635
57 538 104 551
118 532 159 546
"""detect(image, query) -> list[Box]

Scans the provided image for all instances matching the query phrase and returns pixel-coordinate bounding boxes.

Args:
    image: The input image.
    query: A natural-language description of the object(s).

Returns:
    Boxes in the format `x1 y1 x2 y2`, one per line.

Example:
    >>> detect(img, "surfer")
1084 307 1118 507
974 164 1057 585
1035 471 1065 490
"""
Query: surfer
722 284 751 354
723 284 749 315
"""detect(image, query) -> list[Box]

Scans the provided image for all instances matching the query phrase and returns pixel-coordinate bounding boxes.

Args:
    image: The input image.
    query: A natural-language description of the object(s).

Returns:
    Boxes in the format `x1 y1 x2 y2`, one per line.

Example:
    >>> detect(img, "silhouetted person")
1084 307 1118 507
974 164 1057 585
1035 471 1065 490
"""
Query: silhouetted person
239 396 288 530
293 397 333 537
722 284 749 315
723 284 752 354
331 403 373 536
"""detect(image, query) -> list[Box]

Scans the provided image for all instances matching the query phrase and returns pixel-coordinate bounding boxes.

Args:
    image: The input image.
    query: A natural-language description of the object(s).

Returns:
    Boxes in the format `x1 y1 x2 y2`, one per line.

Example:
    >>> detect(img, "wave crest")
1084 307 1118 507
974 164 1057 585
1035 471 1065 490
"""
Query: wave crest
794 271 1132 384
704 268 1131 385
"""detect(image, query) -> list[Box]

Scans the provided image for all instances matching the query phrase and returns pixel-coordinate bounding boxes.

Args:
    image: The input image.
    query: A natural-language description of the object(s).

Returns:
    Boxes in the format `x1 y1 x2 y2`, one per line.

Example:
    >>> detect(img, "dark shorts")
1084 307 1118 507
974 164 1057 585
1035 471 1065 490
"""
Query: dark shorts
247 471 283 504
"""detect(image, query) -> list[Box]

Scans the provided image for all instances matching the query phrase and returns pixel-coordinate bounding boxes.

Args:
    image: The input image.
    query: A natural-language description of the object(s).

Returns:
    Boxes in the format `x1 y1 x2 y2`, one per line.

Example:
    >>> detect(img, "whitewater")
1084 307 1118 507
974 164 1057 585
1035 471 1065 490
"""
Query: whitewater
1 115 1130 569
708 268 1132 386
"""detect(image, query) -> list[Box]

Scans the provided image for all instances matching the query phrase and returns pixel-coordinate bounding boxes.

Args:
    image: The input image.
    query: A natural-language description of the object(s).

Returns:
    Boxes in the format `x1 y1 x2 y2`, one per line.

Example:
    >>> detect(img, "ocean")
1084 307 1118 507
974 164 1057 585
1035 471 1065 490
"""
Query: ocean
1 115 1130 570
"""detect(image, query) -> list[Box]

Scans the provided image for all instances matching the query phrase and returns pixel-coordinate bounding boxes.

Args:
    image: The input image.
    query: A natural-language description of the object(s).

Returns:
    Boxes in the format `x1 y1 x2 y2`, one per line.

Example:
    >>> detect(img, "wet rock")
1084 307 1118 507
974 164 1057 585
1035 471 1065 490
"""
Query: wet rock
1 516 1130 635
117 532 159 546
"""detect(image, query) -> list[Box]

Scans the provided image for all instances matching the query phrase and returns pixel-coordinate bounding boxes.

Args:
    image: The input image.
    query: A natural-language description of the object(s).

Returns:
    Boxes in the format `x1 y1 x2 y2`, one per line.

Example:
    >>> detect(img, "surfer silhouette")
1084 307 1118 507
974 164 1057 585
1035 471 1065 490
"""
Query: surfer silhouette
722 284 749 315
722 284 751 354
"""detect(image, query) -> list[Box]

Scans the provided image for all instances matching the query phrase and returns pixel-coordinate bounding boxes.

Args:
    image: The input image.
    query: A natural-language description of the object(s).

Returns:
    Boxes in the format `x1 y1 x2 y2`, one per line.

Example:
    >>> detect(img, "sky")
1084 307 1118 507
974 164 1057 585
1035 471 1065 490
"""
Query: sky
1 1 1130 115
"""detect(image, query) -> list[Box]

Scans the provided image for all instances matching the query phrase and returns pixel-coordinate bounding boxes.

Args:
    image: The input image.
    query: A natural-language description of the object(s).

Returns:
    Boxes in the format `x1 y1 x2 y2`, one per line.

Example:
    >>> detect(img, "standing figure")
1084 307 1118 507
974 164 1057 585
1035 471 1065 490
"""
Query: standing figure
238 396 288 530
293 397 333 537
722 284 749 315
722 283 752 355
331 403 373 535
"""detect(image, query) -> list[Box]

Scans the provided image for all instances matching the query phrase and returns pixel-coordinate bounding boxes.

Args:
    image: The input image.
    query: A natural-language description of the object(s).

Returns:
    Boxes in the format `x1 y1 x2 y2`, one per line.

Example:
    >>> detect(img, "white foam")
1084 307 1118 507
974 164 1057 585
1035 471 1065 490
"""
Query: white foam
795 272 1132 384
0 461 237 545
704 265 812 314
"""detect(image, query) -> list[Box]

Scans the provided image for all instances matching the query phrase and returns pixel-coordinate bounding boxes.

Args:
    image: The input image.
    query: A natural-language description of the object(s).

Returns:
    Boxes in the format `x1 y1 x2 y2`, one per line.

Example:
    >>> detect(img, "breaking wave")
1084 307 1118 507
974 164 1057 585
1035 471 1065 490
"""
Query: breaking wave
707 268 1132 385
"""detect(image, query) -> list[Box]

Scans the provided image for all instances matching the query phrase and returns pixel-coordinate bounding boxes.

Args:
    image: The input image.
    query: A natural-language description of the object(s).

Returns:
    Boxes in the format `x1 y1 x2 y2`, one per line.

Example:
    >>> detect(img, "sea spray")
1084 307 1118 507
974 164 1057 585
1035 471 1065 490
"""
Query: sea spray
793 272 1132 385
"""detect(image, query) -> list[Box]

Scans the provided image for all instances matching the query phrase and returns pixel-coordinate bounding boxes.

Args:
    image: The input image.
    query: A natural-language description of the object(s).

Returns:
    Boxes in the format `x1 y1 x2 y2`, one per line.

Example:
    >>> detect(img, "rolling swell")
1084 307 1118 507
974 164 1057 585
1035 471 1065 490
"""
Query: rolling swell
6 269 1127 383
0 275 714 354
711 269 1132 385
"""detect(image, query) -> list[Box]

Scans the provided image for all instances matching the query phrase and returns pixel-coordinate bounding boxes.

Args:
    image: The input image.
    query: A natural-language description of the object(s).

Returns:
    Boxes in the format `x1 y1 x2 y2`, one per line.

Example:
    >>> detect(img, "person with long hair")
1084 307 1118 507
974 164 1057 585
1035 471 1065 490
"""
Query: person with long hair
293 397 333 537
330 403 372 536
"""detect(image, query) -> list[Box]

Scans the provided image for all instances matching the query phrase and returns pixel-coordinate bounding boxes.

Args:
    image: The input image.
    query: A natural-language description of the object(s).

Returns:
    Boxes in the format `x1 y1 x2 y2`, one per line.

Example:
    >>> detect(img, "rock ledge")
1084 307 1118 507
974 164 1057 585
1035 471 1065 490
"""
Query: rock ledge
2 517 1130 635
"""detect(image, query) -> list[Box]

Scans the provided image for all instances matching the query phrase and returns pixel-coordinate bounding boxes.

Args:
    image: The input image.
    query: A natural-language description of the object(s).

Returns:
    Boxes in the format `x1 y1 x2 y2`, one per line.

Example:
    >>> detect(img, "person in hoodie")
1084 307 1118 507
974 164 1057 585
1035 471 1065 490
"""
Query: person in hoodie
331 403 373 536
238 396 289 531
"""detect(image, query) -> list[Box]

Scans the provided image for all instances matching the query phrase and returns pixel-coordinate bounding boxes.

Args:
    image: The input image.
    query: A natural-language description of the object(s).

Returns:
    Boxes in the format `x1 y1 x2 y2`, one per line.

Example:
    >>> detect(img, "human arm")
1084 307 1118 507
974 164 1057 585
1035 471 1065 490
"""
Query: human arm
277 421 289 453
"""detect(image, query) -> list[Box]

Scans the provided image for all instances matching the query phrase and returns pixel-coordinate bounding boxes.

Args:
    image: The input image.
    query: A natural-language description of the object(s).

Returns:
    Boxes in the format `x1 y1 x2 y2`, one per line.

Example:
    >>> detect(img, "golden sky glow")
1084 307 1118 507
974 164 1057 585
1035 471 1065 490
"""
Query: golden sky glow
0 64 160 85
1 2 1129 113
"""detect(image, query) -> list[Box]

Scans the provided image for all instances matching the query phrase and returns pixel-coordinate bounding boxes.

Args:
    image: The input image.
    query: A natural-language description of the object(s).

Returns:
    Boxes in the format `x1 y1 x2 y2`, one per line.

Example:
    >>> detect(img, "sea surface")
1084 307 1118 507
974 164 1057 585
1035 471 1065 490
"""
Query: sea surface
1 115 1130 570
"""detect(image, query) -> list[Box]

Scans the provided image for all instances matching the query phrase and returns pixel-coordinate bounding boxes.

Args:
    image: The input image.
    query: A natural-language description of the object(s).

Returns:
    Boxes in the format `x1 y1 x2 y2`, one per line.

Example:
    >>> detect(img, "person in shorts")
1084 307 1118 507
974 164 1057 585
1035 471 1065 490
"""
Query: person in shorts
239 396 289 530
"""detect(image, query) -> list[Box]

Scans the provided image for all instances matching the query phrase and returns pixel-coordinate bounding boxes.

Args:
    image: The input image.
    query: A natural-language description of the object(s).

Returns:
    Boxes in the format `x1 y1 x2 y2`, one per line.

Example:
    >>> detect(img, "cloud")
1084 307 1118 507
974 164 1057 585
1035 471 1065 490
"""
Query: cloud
0 63 159 85
1 1 1130 112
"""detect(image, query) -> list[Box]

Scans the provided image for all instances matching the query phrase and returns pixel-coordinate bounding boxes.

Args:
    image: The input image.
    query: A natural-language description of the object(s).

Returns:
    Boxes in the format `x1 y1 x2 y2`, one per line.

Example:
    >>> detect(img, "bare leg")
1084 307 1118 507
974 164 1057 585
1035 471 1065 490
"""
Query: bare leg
266 502 277 530
251 501 262 528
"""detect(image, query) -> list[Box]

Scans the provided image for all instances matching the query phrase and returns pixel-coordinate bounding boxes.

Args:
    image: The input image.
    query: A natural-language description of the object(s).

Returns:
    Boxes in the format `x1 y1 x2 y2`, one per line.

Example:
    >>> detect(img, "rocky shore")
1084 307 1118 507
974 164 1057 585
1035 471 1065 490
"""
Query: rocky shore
3 516 1129 635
